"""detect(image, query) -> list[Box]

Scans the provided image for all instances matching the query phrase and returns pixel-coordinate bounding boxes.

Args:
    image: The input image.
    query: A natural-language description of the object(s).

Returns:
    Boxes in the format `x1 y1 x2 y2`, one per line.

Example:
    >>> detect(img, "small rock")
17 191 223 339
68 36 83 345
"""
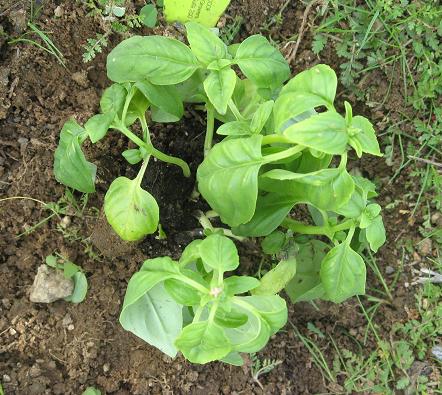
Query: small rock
29 365 42 378
385 265 395 275
432 345 442 361
9 327 17 336
67 324 75 331
60 216 71 228
10 9 27 33
103 363 110 373
418 238 432 256
54 5 64 17
62 314 73 327
71 71 89 88
29 265 74 303
2 298 11 308
431 212 442 227
3 374 11 382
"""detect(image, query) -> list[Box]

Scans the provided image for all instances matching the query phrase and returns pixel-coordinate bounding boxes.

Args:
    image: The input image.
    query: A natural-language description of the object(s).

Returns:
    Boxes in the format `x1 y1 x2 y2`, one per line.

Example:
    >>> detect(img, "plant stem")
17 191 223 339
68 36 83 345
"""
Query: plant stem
261 134 292 145
282 218 355 239
263 145 305 163
135 157 150 187
122 87 136 123
204 103 215 157
140 114 152 144
179 276 210 294
228 99 245 121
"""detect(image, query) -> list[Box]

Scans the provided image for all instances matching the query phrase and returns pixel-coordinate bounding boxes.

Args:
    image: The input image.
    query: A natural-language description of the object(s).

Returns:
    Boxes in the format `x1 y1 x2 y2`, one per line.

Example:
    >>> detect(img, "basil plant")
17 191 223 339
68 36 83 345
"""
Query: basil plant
121 234 287 365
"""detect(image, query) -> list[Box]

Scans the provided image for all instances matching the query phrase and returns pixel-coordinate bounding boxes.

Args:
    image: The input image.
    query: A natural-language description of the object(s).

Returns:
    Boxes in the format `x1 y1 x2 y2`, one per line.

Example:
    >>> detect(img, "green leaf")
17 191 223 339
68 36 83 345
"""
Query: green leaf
64 272 88 303
215 305 248 328
63 261 80 278
122 148 143 165
185 22 228 65
203 68 236 115
107 36 199 84
233 192 297 237
175 321 231 363
198 234 239 272
207 59 232 71
225 307 271 353
100 83 126 115
139 4 158 28
104 176 159 241
221 352 244 366
125 90 149 125
285 240 328 303
45 255 58 268
320 242 366 303
360 203 382 228
197 135 265 227
121 282 182 358
366 215 386 252
164 277 201 306
135 81 184 121
234 35 290 89
348 115 382 157
283 111 348 154
179 239 203 266
252 258 296 295
224 276 260 295
250 100 273 134
216 121 252 136
54 120 96 193
261 231 286 255
82 387 101 395
335 182 366 218
240 295 287 334
84 112 115 143
281 64 337 107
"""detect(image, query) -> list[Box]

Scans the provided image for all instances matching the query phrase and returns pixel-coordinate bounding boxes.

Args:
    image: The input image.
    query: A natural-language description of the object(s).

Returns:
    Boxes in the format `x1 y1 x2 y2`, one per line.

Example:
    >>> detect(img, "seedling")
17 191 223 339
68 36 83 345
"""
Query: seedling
250 354 283 389
45 254 88 303
120 234 287 364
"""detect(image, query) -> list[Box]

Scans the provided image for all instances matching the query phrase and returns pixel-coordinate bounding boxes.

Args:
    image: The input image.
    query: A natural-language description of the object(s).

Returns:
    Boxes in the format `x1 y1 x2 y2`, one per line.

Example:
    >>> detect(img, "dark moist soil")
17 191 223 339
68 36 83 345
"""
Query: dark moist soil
0 1 437 395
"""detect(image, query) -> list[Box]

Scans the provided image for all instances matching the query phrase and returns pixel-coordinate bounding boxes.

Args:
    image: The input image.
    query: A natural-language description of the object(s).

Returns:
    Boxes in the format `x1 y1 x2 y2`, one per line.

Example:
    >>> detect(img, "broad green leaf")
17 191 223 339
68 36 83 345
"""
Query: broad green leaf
290 149 332 173
100 83 126 115
366 215 386 252
197 135 265 227
104 177 159 241
335 182 366 218
179 239 203 266
107 36 199 85
63 261 80 278
233 192 297 237
175 321 231 363
54 120 96 193
186 22 228 65
234 35 290 89
354 175 378 199
320 243 366 303
224 276 261 296
283 111 348 154
221 352 244 366
261 168 355 212
360 203 382 228
122 148 143 165
225 307 271 353
199 234 239 272
207 59 232 70
85 112 114 143
274 92 329 133
285 240 328 303
164 0 231 27
215 305 248 328
203 68 236 115
45 255 58 268
216 121 252 136
239 295 287 334
261 231 286 255
82 388 101 395
139 4 158 27
349 116 381 157
64 272 88 303
250 100 274 134
252 258 296 295
121 282 182 357
164 278 201 306
136 81 183 121
125 90 150 125
281 64 337 107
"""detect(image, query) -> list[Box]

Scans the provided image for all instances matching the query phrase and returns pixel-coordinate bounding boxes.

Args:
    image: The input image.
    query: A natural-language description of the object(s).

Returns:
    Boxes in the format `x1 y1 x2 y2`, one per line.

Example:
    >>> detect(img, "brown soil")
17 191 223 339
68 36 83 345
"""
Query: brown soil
0 1 436 395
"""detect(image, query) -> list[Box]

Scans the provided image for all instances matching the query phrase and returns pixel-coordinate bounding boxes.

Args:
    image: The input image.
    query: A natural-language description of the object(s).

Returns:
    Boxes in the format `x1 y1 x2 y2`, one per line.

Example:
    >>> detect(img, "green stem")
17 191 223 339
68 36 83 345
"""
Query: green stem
228 99 245 121
261 134 292 145
282 218 355 239
122 86 136 123
263 145 305 163
178 276 209 294
140 114 152 144
204 103 215 157
135 157 150 187
208 300 219 324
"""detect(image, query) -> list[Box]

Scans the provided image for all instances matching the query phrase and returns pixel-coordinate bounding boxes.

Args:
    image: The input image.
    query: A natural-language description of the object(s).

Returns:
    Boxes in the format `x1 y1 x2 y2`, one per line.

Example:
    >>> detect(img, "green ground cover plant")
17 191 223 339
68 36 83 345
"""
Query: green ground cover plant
54 22 386 364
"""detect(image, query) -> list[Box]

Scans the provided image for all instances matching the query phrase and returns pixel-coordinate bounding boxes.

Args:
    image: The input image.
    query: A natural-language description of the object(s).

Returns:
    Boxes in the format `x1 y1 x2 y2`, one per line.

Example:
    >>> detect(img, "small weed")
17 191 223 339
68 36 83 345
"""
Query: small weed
250 353 283 390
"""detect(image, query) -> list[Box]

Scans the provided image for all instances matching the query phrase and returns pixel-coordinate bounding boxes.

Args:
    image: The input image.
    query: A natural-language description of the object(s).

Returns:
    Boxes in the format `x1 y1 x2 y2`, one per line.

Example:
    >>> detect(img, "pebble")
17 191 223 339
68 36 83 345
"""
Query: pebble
9 328 17 336
432 345 442 361
103 363 110 373
3 374 11 382
431 212 442 227
54 5 64 17
29 265 74 303
417 238 432 256
385 265 395 275
62 314 73 327
67 324 75 331
2 298 11 308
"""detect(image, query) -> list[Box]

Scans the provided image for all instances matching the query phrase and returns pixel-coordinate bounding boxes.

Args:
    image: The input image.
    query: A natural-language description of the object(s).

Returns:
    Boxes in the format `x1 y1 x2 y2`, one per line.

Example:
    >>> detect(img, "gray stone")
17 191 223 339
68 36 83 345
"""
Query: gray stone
29 265 74 303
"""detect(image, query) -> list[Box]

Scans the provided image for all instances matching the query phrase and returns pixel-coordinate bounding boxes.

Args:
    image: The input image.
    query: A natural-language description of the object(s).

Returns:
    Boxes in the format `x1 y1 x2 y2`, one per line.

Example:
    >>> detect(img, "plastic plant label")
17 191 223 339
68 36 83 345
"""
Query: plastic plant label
164 0 231 27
